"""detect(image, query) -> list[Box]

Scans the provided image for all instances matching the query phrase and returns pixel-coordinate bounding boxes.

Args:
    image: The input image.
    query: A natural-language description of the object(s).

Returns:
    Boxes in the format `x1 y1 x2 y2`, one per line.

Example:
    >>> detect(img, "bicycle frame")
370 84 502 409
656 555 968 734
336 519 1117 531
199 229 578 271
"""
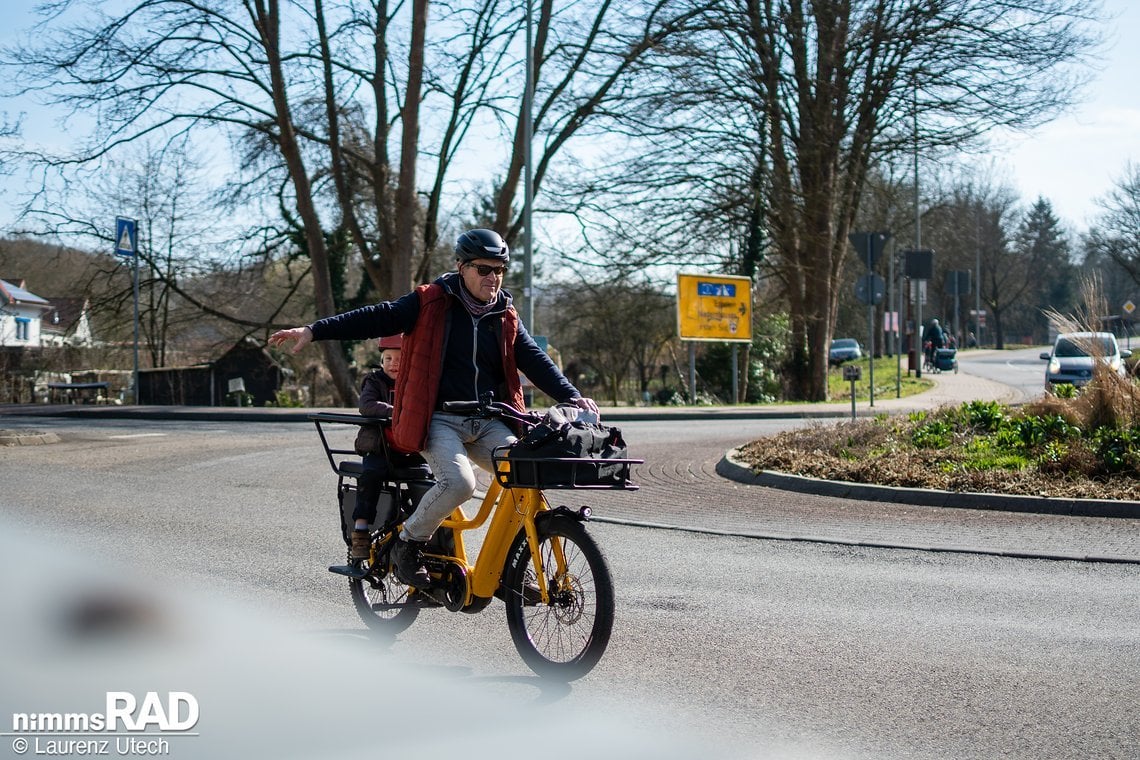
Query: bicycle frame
435 464 553 605
310 411 557 606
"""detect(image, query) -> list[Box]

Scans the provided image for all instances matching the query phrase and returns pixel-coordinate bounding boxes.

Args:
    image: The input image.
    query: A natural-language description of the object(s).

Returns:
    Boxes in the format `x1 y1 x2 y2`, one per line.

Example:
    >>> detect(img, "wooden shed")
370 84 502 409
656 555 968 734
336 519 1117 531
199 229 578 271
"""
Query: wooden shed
137 338 288 406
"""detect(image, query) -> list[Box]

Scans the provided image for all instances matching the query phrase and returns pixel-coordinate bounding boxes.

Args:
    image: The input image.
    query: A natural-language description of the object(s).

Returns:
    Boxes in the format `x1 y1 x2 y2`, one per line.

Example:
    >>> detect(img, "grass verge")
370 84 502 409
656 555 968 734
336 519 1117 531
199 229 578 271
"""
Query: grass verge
827 354 932 401
737 371 1140 501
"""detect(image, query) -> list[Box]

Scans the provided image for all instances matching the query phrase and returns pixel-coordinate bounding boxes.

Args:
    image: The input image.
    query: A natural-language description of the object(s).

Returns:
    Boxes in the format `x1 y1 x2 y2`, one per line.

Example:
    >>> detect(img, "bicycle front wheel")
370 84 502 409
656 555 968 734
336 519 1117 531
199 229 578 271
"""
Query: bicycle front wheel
502 515 614 680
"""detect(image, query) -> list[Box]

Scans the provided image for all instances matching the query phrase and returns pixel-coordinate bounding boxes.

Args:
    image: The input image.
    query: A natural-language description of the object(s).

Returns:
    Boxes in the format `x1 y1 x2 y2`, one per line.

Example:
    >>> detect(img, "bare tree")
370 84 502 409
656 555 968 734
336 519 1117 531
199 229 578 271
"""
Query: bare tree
924 190 1077 348
4 0 707 402
745 0 1099 398
969 190 1024 349
1086 162 1140 288
556 0 1102 399
547 280 675 405
1 0 361 399
5 137 216 364
918 180 1024 348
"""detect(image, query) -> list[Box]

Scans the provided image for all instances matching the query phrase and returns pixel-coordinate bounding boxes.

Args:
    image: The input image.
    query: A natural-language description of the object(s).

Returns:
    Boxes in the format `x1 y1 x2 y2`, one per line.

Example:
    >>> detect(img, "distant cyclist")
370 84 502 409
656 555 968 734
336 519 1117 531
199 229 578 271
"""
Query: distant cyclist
269 229 598 586
925 318 945 365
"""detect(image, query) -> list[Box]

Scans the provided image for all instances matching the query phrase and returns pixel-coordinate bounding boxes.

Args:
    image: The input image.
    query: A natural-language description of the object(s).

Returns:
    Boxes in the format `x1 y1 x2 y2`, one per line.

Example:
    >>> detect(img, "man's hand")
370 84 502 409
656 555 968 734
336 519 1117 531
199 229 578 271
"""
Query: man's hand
267 326 313 354
570 396 600 418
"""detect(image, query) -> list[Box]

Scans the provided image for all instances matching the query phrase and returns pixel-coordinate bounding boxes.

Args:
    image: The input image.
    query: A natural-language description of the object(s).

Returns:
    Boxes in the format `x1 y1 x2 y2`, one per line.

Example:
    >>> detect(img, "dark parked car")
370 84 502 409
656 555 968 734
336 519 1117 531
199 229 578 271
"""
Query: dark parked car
829 338 862 365
1040 331 1131 391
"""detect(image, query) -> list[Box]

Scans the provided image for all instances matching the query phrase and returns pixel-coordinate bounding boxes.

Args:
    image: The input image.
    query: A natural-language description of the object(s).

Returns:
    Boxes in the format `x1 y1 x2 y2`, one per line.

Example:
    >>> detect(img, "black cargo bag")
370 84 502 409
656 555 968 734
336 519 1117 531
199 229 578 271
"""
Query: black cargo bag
504 405 631 488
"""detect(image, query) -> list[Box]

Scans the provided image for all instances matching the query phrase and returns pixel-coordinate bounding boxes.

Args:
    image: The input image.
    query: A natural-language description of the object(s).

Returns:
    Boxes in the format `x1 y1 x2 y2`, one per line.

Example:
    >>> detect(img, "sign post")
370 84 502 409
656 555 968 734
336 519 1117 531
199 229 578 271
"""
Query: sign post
843 364 861 420
1124 300 1135 350
903 249 934 377
115 216 139 404
676 273 753 404
849 231 890 406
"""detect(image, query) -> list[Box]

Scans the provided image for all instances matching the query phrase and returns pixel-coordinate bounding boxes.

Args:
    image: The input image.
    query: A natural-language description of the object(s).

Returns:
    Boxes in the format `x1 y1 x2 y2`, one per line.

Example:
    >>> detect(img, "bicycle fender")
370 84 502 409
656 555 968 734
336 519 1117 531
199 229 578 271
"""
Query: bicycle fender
535 505 592 527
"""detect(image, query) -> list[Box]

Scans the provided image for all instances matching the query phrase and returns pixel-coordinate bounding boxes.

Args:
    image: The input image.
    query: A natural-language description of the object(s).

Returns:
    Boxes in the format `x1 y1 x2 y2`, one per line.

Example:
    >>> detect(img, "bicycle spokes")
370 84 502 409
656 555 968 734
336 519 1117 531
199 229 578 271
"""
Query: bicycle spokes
504 515 614 679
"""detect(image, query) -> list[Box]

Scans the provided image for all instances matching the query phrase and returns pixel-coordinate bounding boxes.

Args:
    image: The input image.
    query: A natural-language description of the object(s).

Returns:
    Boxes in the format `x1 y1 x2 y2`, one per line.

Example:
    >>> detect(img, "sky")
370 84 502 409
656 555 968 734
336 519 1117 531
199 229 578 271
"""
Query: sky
987 0 1140 230
1 0 1137 236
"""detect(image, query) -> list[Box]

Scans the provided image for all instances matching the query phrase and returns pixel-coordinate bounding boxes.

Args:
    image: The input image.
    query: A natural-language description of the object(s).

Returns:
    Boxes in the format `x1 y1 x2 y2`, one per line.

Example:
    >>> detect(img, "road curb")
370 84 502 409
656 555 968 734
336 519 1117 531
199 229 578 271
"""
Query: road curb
0 429 62 446
717 448 1140 520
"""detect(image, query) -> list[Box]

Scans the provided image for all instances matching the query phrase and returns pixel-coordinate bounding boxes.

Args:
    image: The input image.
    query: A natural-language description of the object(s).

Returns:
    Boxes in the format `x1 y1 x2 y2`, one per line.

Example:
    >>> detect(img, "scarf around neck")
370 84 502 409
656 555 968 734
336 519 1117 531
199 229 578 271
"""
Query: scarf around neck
455 276 499 317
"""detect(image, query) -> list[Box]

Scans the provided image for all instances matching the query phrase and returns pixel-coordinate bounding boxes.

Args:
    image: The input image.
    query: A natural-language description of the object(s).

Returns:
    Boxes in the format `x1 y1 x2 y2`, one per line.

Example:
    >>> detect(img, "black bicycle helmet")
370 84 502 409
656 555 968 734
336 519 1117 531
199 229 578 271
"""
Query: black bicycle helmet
455 229 509 263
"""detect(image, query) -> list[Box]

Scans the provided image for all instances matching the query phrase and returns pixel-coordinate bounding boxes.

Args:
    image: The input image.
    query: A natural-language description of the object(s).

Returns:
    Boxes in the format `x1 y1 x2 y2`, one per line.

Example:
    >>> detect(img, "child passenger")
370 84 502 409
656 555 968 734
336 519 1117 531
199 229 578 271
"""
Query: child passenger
350 335 409 559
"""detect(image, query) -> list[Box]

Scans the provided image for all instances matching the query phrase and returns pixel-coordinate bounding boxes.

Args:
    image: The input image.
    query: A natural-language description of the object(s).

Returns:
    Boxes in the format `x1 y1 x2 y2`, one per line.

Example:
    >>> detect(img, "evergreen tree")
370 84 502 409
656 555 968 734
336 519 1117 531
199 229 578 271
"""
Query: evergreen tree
1010 198 1074 343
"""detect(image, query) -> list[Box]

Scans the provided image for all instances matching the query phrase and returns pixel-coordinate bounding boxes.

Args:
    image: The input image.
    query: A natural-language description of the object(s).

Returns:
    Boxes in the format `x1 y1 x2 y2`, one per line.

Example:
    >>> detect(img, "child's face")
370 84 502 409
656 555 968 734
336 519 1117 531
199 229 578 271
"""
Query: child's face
381 348 401 376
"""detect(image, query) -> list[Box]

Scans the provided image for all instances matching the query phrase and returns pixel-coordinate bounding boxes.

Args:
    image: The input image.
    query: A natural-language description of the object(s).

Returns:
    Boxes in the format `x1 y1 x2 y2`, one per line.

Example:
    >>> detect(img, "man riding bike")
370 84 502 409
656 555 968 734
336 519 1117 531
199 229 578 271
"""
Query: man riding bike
269 229 598 586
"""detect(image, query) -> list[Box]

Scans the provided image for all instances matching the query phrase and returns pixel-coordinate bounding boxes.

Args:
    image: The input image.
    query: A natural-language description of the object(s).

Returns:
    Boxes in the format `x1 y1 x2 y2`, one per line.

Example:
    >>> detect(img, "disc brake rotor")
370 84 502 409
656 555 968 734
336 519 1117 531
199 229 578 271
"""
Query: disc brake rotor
548 574 585 624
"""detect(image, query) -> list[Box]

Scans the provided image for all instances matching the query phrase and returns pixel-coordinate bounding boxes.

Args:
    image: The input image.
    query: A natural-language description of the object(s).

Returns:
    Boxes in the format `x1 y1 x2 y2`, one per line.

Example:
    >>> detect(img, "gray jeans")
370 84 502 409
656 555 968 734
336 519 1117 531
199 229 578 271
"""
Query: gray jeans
400 413 515 543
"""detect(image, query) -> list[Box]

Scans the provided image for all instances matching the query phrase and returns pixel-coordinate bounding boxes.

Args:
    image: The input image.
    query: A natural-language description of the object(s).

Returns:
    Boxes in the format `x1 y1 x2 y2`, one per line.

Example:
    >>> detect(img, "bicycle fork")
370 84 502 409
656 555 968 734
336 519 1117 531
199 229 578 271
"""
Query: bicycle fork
522 513 553 605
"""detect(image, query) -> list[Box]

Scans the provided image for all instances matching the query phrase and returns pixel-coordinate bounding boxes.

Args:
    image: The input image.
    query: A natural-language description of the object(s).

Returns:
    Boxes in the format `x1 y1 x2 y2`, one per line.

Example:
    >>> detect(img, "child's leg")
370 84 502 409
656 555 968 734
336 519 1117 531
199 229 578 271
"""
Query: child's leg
354 454 388 529
350 454 389 559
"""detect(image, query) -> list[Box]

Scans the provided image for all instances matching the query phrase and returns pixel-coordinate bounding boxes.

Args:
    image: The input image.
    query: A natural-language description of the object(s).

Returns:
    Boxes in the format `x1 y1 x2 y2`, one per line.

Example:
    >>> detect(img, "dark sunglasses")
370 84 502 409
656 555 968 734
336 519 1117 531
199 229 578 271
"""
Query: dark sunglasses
465 263 508 277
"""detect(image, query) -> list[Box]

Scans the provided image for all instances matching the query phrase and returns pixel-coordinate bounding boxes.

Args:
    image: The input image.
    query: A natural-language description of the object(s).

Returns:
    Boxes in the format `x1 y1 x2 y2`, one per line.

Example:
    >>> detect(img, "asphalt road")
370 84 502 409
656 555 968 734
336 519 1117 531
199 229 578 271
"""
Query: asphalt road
954 345 1050 401
2 416 1137 759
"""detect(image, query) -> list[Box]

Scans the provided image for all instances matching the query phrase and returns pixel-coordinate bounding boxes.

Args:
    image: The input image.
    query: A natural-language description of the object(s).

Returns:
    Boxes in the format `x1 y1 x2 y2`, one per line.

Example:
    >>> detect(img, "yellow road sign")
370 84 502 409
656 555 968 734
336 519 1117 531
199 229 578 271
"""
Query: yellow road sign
676 273 752 342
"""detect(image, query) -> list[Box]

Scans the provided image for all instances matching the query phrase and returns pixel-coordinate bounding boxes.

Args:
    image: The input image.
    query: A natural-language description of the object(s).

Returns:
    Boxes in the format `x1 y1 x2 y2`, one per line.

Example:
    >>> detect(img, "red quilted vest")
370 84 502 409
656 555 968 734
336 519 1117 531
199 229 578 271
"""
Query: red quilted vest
387 283 525 454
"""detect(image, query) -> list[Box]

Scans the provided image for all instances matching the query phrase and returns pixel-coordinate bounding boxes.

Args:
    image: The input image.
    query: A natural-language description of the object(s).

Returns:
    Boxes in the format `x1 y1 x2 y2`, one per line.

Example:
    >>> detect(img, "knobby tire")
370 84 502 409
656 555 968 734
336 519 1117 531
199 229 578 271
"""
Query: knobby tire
502 516 615 680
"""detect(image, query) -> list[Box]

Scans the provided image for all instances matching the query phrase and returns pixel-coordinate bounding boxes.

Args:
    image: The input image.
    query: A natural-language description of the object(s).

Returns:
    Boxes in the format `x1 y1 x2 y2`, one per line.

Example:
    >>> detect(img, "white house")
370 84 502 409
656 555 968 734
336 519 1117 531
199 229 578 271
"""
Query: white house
40 296 96 347
0 279 52 347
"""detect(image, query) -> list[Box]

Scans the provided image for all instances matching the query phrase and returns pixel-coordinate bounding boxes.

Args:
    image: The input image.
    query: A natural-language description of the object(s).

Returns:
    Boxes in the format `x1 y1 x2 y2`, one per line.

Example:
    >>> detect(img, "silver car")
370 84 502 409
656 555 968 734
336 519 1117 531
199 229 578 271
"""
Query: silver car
1040 331 1132 391
829 338 862 365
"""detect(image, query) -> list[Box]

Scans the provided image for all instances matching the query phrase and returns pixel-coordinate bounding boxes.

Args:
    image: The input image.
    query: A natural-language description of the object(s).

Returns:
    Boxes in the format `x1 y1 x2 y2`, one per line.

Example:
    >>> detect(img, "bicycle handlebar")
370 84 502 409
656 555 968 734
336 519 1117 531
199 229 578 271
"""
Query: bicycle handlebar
439 400 482 414
440 397 544 426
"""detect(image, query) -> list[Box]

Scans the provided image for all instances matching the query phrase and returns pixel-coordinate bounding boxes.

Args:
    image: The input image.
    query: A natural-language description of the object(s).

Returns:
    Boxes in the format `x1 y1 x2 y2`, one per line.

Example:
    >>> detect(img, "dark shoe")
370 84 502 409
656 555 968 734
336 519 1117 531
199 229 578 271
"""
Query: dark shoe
350 529 371 561
391 537 431 587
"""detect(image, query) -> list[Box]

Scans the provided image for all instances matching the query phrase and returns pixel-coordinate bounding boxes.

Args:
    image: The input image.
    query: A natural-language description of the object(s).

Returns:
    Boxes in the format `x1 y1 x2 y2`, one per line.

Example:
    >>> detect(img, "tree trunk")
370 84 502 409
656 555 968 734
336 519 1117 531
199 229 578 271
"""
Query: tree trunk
371 0 398 298
315 0 384 293
738 343 751 403
253 0 355 404
392 0 429 295
992 306 1006 350
608 372 621 407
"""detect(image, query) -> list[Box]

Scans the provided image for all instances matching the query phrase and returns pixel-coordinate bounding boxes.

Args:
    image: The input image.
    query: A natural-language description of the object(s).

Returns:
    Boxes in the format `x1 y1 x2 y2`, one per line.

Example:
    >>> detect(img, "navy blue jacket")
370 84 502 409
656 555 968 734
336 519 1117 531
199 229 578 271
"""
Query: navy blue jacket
309 273 578 406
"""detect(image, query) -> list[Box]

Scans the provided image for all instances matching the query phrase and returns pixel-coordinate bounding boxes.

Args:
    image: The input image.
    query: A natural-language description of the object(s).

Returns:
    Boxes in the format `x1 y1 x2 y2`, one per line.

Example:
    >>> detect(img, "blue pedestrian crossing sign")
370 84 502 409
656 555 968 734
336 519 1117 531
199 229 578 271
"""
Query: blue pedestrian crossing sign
115 216 138 257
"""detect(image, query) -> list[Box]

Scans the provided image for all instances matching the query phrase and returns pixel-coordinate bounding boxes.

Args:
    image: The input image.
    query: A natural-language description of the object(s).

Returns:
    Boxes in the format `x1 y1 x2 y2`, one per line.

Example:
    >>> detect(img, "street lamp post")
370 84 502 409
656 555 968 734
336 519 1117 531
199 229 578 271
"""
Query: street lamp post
975 208 982 347
522 0 535 331
912 75 923 378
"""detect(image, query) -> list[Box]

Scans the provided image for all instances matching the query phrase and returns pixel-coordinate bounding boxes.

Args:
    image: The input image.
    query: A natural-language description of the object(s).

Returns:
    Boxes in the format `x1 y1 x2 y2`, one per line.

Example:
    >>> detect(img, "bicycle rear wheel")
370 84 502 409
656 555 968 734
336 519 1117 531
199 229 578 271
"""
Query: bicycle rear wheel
349 563 420 633
502 515 614 680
